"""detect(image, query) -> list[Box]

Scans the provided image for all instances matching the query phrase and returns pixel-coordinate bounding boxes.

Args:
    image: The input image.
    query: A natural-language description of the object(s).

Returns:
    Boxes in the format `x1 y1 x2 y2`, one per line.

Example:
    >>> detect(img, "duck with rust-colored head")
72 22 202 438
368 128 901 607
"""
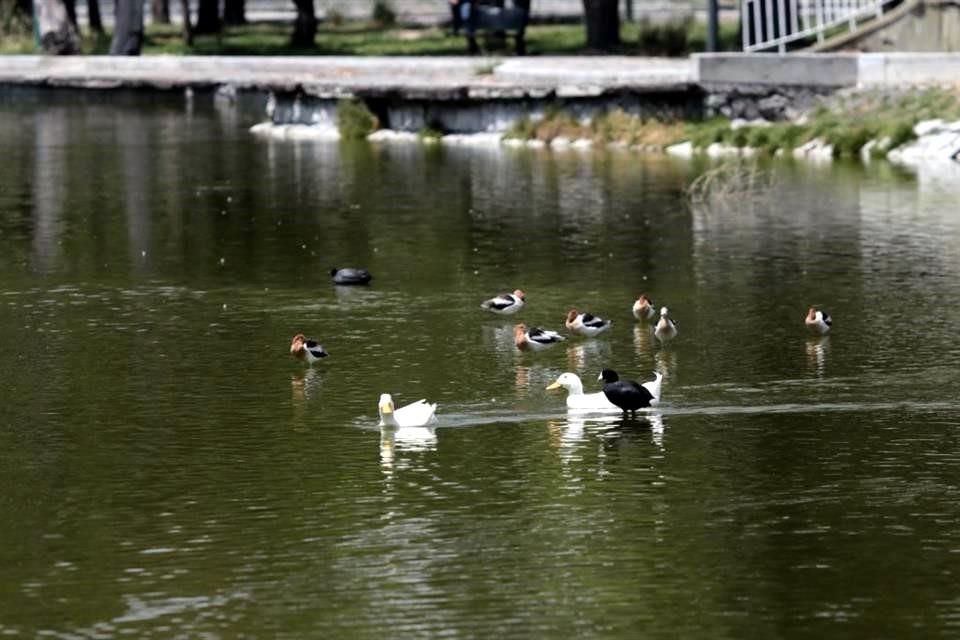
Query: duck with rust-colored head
632 294 657 322
514 323 565 351
805 306 832 334
290 334 328 364
565 309 612 337
481 289 526 315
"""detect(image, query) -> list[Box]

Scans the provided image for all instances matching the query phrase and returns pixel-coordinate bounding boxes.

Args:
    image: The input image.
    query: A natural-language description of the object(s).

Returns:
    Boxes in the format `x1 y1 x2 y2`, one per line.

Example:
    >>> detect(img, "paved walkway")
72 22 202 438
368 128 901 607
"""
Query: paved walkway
2 53 959 97
0 55 695 97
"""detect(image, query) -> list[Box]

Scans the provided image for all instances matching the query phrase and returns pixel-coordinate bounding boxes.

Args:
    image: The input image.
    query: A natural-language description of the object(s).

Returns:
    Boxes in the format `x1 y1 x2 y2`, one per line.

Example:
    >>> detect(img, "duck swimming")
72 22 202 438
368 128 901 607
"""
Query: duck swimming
546 372 620 412
805 306 832 334
564 309 612 337
481 289 526 315
632 294 657 321
653 307 678 342
514 323 565 351
597 369 661 414
377 393 438 428
290 334 328 363
330 267 372 286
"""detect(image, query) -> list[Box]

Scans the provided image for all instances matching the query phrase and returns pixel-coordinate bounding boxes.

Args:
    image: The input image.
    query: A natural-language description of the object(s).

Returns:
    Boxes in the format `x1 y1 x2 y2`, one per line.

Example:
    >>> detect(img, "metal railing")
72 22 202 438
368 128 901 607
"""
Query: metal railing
741 0 899 52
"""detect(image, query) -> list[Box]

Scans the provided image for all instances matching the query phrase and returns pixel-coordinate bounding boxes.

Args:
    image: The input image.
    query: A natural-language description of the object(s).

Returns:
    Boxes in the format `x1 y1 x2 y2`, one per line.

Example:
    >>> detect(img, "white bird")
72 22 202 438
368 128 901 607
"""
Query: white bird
632 294 657 321
642 371 664 407
546 372 621 412
654 307 678 342
377 393 438 428
564 309 612 337
514 323 565 351
480 289 526 315
805 306 832 334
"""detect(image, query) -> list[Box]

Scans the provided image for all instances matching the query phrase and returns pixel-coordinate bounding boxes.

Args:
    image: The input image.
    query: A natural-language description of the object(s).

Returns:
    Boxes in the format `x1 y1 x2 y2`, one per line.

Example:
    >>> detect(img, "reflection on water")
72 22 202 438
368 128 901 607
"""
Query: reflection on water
3 96 960 639
564 339 612 371
654 349 678 383
291 367 322 403
549 411 667 468
632 323 654 358
379 424 439 471
805 335 831 377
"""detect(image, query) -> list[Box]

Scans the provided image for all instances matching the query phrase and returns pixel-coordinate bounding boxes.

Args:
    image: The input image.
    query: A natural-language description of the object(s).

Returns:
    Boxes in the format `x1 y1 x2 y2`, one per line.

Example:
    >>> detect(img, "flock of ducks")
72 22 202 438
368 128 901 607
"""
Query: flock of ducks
290 269 834 428
480 290 676 416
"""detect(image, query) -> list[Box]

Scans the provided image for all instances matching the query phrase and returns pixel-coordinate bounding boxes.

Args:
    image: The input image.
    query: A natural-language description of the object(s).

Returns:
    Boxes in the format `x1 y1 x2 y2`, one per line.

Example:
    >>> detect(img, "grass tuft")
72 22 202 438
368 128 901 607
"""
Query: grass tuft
337 98 378 139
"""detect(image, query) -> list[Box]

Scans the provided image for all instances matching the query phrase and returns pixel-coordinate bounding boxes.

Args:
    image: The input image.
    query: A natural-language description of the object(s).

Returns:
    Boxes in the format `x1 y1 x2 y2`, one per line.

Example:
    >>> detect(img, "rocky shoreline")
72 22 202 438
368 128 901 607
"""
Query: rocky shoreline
251 88 960 167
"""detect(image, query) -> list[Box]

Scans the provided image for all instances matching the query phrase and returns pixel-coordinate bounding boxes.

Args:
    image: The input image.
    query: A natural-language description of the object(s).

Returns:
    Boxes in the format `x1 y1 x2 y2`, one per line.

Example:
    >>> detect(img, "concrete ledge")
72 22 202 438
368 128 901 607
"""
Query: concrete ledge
492 56 693 87
694 53 860 87
0 54 694 98
3 52 960 109
857 53 960 86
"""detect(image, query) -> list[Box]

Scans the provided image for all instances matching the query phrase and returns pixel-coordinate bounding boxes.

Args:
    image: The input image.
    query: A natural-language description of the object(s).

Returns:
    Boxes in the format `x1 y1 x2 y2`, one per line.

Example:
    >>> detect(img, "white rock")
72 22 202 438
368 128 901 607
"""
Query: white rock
665 141 694 157
571 138 593 150
550 136 572 149
367 129 418 143
888 131 960 163
914 119 945 137
731 118 771 130
249 123 340 140
441 133 504 146
793 138 833 161
705 142 740 157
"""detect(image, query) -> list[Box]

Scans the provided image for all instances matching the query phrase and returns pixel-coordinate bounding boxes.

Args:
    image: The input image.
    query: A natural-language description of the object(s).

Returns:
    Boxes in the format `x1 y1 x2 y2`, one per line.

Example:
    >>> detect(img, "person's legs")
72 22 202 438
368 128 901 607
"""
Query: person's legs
462 1 479 54
448 0 462 35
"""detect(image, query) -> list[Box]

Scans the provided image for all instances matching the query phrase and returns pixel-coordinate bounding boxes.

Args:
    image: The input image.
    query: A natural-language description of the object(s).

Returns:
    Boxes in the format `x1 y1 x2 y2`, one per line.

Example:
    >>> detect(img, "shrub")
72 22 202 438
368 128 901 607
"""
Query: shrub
637 17 692 57
372 0 396 27
337 98 378 139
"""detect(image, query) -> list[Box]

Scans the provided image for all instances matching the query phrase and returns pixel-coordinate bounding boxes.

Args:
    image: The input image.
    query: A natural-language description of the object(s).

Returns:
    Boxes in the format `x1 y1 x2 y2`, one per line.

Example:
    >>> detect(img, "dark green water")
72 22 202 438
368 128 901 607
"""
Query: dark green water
2 92 960 639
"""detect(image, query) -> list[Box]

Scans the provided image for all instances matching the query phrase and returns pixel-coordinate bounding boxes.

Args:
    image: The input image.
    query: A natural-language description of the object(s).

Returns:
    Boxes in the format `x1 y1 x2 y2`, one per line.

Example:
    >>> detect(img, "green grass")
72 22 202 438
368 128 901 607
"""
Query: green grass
1 17 741 56
499 87 960 161
671 87 960 158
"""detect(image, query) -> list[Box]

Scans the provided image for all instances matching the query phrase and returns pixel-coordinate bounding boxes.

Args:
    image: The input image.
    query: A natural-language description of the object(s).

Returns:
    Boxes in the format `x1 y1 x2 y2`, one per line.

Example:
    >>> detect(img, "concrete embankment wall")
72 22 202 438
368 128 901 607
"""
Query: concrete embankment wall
2 53 960 131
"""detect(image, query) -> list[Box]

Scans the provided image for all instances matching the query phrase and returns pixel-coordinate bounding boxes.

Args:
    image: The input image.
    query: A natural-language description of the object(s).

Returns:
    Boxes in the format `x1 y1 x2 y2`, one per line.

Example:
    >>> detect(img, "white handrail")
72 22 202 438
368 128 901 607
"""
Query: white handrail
741 0 899 52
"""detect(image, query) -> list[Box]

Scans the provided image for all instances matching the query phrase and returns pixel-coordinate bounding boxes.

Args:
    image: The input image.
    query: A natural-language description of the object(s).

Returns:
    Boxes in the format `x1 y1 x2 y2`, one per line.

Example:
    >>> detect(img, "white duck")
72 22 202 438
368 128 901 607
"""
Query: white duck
481 289 526 315
546 372 621 412
564 309 612 337
377 393 438 428
654 307 678 342
642 371 664 407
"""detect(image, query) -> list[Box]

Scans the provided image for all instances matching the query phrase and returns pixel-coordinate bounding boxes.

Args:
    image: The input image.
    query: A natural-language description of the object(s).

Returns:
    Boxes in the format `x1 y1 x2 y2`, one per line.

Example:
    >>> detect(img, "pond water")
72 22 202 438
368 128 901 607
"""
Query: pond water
2 91 960 639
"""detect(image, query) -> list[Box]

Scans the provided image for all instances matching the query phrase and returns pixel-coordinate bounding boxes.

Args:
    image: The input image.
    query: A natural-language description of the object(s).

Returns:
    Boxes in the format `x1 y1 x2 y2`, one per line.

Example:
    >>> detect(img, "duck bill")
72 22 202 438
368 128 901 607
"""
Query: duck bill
379 403 394 415
545 381 562 390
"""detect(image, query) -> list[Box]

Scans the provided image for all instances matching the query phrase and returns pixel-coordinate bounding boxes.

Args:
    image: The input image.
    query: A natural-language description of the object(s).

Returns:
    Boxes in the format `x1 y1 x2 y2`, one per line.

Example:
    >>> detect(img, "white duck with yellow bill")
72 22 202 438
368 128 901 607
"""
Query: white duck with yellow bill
377 393 438 428
546 372 621 412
